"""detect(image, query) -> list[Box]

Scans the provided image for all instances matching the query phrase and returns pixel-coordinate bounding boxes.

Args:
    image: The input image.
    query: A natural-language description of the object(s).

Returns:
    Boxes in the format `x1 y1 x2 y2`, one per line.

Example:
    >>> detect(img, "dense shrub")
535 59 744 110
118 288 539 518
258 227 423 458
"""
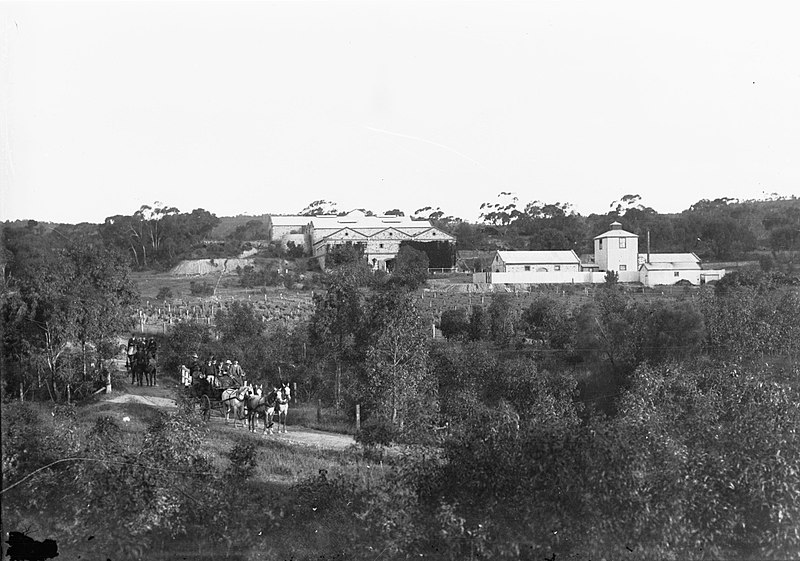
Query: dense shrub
355 416 398 448
189 280 215 296
439 308 469 340
224 439 258 479
156 286 174 300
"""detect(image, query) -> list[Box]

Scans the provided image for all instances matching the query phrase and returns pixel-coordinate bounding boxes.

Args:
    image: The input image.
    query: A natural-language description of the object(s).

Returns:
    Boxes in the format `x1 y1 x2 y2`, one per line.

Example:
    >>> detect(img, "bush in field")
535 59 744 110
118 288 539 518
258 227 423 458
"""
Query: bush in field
224 439 258 479
468 305 490 341
392 245 429 290
237 264 281 288
156 286 174 300
439 308 469 340
189 280 215 296
355 416 398 448
519 295 573 350
487 293 517 347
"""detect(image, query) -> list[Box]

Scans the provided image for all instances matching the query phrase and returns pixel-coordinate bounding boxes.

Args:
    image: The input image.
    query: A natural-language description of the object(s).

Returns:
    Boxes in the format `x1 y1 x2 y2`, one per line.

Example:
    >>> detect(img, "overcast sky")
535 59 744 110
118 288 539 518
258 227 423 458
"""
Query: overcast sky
2 1 799 224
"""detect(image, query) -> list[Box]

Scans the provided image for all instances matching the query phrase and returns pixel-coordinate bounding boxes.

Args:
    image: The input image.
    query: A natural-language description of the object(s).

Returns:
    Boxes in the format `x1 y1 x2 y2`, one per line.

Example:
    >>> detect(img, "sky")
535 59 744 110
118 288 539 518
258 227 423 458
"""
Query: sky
2 1 799 224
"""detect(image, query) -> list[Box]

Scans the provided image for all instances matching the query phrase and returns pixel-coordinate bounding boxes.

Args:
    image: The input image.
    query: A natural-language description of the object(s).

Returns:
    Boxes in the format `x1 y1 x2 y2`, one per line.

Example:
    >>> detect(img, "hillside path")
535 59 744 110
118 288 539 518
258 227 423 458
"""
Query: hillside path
102 370 355 451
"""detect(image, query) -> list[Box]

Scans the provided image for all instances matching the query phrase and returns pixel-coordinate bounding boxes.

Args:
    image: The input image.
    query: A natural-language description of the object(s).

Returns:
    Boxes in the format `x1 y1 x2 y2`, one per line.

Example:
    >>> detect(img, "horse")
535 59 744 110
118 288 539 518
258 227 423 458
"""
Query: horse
222 385 251 429
245 385 278 434
131 349 157 387
275 383 291 434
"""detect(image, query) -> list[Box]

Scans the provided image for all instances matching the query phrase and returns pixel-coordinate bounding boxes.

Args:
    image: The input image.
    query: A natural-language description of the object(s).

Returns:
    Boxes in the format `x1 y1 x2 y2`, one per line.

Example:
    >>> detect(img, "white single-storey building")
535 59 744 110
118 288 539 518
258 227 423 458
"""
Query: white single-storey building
638 253 722 286
491 250 581 273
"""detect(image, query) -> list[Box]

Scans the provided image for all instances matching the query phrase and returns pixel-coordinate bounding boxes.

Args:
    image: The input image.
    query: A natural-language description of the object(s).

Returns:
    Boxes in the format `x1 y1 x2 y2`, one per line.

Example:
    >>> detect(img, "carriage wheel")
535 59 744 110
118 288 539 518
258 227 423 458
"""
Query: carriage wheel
201 395 212 422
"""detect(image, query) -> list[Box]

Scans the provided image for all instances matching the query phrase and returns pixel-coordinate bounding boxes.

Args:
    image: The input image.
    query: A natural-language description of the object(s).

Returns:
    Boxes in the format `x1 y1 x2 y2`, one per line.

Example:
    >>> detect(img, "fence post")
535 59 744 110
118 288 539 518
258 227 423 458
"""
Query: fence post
317 399 322 423
356 404 361 432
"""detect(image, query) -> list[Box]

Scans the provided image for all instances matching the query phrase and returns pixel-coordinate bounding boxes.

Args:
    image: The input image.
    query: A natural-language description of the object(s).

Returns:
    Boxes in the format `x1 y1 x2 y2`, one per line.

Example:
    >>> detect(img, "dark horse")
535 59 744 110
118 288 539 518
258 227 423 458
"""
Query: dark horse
131 348 157 387
245 385 278 434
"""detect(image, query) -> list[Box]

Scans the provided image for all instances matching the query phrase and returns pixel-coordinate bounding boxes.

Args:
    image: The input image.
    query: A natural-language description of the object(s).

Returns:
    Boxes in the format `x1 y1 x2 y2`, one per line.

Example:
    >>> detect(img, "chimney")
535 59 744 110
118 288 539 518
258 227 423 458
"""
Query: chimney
647 230 651 264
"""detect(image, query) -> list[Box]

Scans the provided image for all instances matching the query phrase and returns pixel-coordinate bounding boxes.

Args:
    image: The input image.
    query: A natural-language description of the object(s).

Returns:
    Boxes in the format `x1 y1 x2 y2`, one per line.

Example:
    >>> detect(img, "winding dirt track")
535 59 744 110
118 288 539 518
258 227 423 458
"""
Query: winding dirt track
102 374 356 451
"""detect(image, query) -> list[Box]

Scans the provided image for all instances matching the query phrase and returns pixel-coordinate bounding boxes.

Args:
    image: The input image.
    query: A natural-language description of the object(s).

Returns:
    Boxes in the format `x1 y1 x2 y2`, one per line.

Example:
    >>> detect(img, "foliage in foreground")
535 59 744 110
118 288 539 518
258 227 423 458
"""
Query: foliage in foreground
3 356 799 560
307 360 800 560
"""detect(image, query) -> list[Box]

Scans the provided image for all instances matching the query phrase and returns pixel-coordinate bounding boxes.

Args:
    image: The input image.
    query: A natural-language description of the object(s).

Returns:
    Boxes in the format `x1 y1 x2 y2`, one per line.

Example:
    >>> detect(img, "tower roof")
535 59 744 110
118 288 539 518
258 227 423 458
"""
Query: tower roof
594 222 638 239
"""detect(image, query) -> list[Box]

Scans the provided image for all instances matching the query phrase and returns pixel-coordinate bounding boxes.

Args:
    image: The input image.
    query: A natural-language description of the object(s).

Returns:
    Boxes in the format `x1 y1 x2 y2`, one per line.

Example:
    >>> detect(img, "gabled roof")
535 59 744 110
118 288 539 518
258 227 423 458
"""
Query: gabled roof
594 228 638 239
314 227 369 242
369 227 413 240
495 250 580 264
643 252 700 263
594 221 638 239
412 227 455 241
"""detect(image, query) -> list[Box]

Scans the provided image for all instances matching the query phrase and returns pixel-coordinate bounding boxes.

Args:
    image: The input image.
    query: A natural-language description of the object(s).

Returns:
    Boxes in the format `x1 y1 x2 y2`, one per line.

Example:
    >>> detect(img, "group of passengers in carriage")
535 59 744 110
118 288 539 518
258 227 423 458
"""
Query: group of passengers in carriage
181 353 247 390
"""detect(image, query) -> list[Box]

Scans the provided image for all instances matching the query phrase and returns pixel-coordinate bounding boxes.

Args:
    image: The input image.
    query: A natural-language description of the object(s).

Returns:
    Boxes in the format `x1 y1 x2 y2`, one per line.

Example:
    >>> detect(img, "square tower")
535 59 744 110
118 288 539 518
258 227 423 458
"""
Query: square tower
593 221 639 272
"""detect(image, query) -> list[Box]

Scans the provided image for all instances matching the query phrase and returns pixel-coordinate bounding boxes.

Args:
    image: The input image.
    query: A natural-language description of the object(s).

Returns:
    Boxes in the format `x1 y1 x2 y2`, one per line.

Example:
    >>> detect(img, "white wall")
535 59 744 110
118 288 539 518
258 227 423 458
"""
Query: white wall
503 263 580 273
473 270 641 284
641 269 726 287
596 236 638 272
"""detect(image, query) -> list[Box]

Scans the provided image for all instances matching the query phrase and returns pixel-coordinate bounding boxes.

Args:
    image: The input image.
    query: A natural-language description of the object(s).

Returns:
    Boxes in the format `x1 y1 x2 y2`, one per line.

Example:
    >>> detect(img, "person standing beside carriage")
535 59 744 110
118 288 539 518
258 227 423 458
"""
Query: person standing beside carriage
228 359 246 387
204 357 218 387
189 353 202 378
146 337 158 358
126 336 137 369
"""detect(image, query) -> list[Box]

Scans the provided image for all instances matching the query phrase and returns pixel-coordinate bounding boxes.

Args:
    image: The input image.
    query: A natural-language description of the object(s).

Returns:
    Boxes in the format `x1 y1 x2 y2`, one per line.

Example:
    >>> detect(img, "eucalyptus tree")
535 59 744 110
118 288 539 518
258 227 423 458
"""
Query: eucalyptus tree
2 244 138 401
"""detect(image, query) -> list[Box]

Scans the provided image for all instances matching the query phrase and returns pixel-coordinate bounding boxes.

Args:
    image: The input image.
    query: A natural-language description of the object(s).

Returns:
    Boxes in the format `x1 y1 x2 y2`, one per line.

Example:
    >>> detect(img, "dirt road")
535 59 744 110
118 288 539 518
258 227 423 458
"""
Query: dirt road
102 376 356 451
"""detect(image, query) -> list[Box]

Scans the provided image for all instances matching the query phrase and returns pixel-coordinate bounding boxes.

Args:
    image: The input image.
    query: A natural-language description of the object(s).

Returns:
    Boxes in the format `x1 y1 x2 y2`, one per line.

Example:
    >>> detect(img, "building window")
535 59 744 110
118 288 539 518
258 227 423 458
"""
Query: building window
674 271 680 277
599 239 603 249
620 265 627 271
619 238 626 249
554 265 561 271
524 266 531 271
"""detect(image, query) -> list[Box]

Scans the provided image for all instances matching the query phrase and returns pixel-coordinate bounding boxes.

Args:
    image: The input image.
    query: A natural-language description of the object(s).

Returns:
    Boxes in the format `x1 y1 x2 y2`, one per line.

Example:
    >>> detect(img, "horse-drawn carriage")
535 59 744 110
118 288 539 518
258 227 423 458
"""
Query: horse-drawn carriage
185 378 291 434
185 377 249 424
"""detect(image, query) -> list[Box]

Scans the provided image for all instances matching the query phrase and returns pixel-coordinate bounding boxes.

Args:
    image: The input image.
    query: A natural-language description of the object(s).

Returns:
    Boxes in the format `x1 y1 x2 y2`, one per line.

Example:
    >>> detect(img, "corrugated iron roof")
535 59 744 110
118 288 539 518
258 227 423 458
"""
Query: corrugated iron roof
496 250 580 264
641 261 701 271
642 252 700 263
594 228 639 239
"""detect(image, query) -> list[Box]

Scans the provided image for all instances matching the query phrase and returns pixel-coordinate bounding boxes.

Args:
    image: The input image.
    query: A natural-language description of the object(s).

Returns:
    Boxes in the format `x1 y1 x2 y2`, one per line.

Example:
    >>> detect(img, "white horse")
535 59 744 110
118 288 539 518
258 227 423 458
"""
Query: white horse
222 385 250 429
275 383 291 434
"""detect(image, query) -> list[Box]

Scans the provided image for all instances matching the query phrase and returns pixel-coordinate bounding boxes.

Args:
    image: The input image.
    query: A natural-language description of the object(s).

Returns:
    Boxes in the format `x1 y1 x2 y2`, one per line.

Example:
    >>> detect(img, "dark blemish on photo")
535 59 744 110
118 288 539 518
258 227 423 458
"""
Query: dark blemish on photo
5 531 59 561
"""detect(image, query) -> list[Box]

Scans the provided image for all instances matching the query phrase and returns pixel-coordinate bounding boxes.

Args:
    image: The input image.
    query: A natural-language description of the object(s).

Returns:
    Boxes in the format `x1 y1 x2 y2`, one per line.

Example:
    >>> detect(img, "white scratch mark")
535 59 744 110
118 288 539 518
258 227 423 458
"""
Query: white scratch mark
365 125 487 170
